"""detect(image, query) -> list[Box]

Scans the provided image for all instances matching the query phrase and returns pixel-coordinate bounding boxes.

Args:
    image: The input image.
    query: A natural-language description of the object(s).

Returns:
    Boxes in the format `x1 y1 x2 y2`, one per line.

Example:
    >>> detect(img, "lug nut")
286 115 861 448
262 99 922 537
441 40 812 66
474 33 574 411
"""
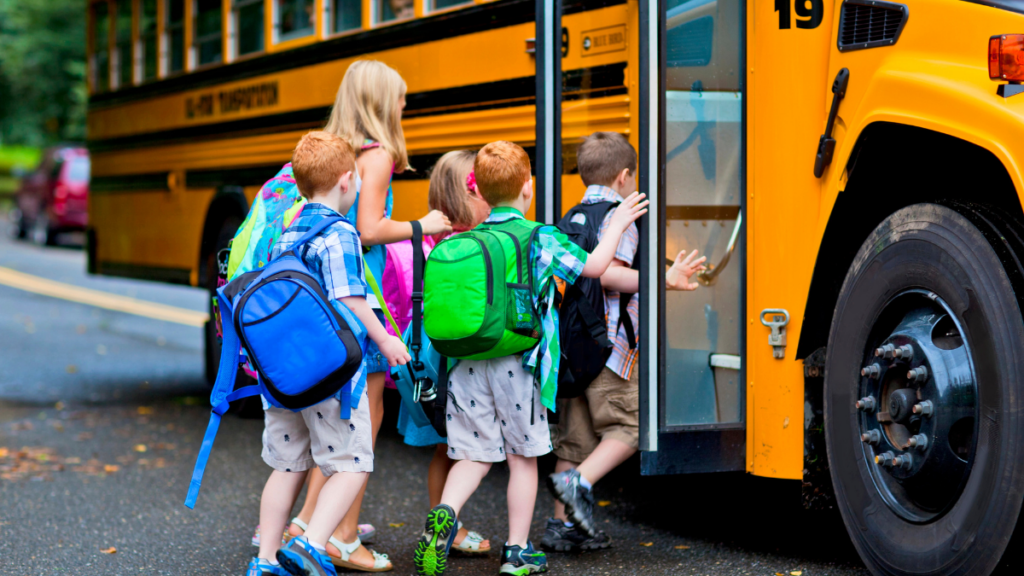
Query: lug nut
908 434 929 450
861 430 881 445
893 345 914 361
875 344 896 359
912 400 934 417
856 396 877 412
861 364 881 378
893 454 913 469
876 451 895 467
907 365 928 382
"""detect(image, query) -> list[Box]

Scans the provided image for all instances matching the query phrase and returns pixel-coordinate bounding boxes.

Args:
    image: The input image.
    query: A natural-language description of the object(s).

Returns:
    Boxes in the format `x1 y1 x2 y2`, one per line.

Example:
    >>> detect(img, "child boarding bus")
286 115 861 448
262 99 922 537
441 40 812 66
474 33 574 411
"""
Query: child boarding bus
86 0 1024 573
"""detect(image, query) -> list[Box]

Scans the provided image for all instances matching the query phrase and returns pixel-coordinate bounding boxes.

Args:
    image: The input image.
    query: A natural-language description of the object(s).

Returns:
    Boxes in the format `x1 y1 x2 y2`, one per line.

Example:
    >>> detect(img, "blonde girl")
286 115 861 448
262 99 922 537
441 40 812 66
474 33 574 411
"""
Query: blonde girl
282 60 451 572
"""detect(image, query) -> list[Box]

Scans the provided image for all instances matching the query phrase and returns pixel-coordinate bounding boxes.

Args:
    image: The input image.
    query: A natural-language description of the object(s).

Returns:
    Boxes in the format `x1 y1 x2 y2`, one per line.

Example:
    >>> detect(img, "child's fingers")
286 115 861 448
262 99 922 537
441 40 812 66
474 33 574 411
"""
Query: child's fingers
631 199 651 212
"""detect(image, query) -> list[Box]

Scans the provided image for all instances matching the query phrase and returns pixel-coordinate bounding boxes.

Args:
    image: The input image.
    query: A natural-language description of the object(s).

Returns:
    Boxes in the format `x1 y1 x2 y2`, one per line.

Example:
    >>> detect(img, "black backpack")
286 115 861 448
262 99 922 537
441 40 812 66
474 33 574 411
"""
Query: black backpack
555 201 637 398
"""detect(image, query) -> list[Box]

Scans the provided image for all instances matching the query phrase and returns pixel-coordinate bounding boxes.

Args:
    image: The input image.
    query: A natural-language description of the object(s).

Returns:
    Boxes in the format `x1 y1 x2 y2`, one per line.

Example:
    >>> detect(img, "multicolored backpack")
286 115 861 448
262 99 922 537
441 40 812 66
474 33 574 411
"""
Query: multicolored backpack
226 163 306 281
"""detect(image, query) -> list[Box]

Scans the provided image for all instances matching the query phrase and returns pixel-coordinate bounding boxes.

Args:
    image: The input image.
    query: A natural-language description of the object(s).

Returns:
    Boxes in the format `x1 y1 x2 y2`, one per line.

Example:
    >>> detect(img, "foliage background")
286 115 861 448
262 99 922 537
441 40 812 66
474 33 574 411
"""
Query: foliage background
0 0 87 148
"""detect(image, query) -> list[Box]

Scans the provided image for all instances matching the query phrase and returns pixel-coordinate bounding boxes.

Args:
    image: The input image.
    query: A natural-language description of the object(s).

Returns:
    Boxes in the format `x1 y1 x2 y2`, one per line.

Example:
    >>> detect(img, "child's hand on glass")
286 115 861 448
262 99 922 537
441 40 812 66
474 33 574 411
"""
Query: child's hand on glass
610 192 650 233
666 249 707 291
380 335 412 367
419 210 453 235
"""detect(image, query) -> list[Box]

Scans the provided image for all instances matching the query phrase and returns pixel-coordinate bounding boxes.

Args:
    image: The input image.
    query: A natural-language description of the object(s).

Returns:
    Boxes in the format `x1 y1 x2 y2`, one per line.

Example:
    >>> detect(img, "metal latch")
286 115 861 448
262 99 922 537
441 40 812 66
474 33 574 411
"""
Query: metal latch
760 309 790 359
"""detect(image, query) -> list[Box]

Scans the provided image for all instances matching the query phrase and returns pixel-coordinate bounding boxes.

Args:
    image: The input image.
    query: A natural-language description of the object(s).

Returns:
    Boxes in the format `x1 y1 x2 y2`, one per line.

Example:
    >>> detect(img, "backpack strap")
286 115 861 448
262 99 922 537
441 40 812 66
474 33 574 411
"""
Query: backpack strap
184 287 260 509
409 221 425 371
286 216 345 254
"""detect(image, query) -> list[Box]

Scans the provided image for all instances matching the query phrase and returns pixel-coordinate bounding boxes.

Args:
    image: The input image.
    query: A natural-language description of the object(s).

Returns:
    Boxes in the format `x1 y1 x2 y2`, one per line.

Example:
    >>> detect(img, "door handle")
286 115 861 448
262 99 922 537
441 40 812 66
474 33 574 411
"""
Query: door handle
813 68 850 178
695 212 742 287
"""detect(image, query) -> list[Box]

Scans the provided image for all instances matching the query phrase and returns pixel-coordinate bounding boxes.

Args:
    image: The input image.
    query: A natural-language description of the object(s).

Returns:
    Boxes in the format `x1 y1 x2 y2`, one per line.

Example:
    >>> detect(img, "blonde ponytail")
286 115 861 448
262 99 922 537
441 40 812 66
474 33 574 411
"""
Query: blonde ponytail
324 60 409 172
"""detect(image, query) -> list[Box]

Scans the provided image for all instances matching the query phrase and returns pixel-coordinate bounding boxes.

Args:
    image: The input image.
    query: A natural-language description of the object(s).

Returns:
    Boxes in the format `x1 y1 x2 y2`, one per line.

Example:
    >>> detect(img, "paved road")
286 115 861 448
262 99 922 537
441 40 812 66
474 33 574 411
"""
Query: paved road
0 221 870 576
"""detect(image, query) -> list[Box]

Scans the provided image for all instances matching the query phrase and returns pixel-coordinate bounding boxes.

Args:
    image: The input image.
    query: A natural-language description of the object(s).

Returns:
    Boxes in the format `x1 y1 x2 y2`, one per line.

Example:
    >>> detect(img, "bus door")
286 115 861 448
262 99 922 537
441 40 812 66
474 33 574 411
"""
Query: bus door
638 0 746 475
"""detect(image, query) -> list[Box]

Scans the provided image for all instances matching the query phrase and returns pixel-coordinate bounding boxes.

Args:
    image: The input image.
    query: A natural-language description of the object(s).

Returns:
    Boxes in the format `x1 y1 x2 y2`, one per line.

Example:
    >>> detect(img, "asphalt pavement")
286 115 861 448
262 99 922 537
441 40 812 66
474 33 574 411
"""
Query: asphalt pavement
0 219 870 576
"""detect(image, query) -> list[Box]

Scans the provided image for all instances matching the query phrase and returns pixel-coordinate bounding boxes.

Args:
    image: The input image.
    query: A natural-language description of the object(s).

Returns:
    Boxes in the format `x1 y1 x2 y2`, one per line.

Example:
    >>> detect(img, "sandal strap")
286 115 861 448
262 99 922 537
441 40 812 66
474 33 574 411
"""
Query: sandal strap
290 517 309 532
371 549 391 568
329 536 362 559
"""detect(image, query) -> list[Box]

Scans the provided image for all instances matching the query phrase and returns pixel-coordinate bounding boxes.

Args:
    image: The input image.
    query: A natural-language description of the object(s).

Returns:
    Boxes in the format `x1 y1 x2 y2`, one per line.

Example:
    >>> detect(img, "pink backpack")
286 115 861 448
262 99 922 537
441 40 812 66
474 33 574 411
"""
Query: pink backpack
382 237 435 387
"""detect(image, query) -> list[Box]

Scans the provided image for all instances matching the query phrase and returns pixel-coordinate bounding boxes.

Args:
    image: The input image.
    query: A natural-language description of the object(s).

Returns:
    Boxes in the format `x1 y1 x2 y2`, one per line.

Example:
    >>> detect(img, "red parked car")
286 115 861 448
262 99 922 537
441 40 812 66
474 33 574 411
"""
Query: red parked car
14 146 90 245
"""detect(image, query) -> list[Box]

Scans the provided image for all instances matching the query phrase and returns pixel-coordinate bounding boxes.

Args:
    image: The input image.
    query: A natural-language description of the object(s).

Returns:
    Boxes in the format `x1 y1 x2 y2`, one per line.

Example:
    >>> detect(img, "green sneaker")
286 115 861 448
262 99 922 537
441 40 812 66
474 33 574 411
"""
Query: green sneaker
499 541 548 575
414 504 458 576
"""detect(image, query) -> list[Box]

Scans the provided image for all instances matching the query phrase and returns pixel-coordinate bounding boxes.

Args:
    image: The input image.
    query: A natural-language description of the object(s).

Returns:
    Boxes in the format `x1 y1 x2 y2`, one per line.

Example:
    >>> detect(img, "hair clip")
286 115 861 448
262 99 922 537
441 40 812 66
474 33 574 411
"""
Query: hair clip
466 170 477 192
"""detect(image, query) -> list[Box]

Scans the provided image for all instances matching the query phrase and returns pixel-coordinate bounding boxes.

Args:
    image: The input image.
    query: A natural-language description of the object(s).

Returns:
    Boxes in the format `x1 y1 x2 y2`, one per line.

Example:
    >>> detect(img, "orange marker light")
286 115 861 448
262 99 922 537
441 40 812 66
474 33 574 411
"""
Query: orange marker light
989 34 1024 81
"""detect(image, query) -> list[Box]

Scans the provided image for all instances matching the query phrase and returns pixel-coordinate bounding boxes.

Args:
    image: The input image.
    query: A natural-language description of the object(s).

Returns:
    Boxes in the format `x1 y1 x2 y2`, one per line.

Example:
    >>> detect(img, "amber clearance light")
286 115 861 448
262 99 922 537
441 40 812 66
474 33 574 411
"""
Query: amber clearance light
989 34 1024 97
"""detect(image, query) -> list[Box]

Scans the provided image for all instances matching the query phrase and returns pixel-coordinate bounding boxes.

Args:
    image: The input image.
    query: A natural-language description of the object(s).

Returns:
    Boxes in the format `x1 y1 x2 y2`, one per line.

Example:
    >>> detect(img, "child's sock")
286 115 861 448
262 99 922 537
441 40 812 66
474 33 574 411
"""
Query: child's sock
579 475 593 491
308 540 327 553
563 521 574 528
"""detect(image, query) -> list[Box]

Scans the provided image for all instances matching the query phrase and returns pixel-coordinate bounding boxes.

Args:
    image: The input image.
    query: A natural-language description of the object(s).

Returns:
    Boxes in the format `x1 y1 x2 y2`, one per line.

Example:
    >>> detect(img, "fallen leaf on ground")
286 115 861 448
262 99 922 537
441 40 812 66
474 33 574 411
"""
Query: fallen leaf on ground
675 545 690 550
103 464 119 473
65 365 78 374
389 522 404 528
100 547 117 554
640 542 653 547
791 572 803 576
137 406 153 415
133 444 147 453
597 500 611 507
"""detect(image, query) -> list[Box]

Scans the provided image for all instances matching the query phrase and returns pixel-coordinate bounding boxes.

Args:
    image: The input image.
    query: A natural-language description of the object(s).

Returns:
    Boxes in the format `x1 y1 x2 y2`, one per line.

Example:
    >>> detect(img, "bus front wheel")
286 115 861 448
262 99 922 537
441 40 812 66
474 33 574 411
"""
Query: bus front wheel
825 203 1024 575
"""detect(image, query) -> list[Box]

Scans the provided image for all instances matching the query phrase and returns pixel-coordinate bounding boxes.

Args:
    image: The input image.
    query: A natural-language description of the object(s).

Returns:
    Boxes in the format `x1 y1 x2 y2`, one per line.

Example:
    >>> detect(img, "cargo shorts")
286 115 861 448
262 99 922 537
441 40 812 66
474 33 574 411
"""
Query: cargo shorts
444 355 553 462
261 391 374 476
551 366 639 463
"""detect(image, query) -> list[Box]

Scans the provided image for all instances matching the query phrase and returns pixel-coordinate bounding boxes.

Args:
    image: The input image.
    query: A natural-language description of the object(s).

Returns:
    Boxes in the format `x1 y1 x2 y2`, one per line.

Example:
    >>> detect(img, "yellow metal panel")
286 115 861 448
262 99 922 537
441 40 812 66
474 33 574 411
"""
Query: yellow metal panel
746 0 835 480
91 188 214 271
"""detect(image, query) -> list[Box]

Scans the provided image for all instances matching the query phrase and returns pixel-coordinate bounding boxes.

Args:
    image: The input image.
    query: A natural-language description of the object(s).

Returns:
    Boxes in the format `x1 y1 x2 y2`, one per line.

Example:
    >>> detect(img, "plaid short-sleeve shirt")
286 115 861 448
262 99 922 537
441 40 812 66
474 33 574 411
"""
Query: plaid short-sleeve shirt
271 203 368 301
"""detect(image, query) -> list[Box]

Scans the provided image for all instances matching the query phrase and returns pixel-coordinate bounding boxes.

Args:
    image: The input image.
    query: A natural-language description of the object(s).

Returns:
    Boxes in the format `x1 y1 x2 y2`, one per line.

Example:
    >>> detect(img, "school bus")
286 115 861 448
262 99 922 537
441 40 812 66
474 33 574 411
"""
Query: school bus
86 0 1024 573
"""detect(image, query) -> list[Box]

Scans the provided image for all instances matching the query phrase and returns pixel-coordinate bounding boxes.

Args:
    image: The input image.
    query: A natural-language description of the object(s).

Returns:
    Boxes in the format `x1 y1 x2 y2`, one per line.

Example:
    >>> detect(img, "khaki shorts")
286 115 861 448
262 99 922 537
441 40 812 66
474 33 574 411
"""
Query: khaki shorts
551 366 639 463
444 355 553 462
261 392 373 476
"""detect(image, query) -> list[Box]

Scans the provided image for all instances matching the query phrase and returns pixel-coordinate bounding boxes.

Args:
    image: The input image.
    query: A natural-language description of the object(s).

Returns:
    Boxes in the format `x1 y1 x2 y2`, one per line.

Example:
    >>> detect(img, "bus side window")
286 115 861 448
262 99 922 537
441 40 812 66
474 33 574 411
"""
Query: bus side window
115 0 133 88
430 0 471 12
194 0 224 66
140 0 159 81
376 0 413 23
91 2 110 93
235 0 265 56
166 0 186 74
331 0 362 33
277 0 315 42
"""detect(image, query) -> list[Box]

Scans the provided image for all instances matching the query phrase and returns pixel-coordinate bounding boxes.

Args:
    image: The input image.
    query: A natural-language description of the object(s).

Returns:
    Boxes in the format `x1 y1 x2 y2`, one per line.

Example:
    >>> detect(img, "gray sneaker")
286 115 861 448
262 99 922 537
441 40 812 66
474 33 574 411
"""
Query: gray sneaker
547 469 597 537
540 519 611 553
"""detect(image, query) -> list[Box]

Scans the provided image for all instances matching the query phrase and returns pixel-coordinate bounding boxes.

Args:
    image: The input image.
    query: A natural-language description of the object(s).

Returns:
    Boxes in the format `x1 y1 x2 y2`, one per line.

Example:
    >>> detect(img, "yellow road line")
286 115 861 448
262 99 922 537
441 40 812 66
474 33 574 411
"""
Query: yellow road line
0 266 209 327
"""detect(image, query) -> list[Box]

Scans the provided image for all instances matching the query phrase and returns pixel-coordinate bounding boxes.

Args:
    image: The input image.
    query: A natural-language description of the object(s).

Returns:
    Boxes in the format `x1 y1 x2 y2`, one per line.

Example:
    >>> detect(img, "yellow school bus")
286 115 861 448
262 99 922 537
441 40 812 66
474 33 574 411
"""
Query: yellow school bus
87 0 1024 573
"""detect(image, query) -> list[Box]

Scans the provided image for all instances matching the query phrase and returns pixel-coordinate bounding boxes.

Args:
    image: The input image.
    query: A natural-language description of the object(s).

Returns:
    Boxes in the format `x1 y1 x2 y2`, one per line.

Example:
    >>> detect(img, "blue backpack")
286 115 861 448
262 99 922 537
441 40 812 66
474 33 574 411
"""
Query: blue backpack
185 216 367 509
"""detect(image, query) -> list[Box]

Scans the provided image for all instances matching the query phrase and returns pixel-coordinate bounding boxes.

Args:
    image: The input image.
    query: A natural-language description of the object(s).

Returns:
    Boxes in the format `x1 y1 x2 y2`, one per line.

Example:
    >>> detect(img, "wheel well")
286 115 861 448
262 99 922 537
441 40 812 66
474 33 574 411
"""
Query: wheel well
198 186 248 288
795 122 1024 359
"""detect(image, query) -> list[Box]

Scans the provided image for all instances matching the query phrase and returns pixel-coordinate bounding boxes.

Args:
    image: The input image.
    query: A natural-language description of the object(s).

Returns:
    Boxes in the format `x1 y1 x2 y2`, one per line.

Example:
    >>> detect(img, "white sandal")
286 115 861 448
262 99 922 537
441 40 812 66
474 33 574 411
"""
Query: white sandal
451 520 491 554
330 537 392 572
287 517 377 543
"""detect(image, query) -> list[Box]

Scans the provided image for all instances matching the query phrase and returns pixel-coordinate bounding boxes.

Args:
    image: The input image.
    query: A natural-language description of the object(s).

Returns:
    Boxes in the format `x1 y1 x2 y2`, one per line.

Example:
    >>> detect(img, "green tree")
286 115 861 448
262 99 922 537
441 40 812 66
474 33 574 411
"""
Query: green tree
0 0 87 147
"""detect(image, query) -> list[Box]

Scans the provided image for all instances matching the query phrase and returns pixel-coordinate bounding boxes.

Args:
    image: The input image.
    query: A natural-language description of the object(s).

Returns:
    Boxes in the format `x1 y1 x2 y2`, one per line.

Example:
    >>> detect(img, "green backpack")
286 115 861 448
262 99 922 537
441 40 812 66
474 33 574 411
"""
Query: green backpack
423 218 544 360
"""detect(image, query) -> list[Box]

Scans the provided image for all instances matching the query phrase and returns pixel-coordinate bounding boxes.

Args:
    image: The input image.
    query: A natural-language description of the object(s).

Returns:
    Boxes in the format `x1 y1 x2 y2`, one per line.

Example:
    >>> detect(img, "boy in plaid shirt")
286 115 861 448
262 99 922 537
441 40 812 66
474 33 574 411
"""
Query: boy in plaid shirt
545 132 706 552
249 132 409 576
413 141 648 576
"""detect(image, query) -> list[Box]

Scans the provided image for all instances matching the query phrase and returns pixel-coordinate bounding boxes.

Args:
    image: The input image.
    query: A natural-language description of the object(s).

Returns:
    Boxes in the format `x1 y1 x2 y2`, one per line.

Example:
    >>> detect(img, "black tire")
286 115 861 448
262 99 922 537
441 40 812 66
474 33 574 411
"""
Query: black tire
825 203 1024 576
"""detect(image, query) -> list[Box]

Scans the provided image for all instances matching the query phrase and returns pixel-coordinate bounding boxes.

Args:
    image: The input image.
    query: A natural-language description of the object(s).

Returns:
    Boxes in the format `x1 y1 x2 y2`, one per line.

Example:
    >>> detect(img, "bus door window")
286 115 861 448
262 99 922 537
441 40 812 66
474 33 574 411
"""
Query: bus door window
376 0 413 23
276 0 315 41
115 0 133 88
194 0 224 67
166 0 186 74
330 0 362 34
662 0 743 426
91 2 110 93
234 0 265 56
140 0 158 81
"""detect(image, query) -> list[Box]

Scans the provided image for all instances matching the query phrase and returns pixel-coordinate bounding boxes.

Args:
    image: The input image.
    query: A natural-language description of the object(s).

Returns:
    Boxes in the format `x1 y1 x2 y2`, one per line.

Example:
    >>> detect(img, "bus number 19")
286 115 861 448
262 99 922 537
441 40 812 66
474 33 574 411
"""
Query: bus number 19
775 0 824 30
